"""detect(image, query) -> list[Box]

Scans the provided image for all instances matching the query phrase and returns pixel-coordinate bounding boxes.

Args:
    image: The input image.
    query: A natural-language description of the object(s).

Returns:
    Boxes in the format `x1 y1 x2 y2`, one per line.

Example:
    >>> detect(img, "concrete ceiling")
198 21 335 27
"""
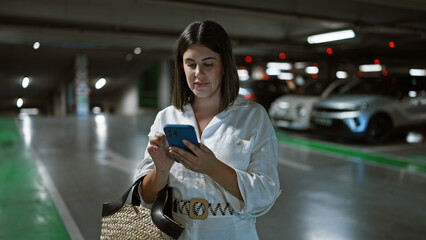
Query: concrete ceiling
1 0 426 113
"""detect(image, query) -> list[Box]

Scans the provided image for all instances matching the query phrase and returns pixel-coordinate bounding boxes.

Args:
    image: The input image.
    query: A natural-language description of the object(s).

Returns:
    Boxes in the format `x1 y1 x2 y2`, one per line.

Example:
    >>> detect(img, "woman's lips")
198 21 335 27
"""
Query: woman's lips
194 81 208 88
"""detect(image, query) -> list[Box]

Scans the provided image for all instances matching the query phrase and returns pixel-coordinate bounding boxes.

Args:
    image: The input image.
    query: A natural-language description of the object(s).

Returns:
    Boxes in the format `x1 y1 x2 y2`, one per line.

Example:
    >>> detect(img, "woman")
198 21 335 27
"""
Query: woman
136 20 281 240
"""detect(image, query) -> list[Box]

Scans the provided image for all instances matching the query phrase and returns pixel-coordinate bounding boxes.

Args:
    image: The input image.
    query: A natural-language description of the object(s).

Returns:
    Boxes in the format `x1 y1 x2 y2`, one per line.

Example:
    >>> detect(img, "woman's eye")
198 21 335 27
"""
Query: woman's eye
186 64 196 68
204 63 213 67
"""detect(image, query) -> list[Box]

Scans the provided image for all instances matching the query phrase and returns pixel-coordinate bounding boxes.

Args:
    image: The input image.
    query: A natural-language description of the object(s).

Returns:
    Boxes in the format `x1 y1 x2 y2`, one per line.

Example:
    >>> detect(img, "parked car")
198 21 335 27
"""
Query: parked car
310 75 426 143
239 78 292 110
269 79 348 130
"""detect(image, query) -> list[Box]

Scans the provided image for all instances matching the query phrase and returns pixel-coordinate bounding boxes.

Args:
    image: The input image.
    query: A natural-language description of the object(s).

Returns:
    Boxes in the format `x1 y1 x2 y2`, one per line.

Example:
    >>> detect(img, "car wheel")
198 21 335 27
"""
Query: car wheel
365 115 392 144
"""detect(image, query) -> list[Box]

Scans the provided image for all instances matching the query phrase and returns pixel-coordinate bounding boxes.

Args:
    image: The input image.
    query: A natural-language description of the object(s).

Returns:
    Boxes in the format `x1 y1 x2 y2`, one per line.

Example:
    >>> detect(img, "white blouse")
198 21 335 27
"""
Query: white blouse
135 96 281 240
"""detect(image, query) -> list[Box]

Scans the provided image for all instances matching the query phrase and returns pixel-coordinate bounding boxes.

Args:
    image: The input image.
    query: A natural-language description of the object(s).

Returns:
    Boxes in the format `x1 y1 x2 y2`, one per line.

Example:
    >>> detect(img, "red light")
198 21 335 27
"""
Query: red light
382 70 388 76
389 41 395 48
243 93 257 101
262 73 270 80
374 59 380 65
357 71 363 77
245 56 252 63
311 74 318 79
239 66 246 69
279 52 286 59
326 48 333 55
312 62 319 67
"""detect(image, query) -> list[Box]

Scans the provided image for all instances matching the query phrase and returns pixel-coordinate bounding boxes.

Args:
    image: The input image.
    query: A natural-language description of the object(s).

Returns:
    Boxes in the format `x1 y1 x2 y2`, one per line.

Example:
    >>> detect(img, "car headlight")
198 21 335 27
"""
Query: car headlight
355 102 368 111
296 104 307 118
278 101 290 109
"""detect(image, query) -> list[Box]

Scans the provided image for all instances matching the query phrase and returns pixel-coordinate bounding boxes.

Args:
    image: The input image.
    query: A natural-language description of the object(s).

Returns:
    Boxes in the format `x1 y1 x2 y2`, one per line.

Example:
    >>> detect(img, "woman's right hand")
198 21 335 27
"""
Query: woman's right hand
147 133 174 173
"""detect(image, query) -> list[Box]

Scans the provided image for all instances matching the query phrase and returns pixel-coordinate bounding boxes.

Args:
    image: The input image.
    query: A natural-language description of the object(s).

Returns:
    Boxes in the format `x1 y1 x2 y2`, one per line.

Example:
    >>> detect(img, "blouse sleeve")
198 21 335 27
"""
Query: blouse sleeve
134 113 162 182
223 111 281 217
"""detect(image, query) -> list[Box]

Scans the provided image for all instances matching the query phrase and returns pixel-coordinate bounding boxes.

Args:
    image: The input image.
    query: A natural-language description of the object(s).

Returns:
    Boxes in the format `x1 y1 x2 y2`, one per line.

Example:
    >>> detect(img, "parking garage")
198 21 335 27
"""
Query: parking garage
1 1 426 239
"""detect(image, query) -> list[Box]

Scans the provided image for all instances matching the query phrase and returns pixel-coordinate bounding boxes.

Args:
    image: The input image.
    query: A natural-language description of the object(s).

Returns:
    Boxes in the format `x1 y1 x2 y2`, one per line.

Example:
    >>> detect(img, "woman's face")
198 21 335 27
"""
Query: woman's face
182 44 224 101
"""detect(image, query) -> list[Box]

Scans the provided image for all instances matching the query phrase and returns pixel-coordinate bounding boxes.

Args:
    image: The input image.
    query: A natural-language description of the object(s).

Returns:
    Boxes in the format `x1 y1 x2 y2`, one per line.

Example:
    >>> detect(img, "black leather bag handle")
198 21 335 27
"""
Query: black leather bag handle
102 178 142 217
102 178 184 239
151 184 184 238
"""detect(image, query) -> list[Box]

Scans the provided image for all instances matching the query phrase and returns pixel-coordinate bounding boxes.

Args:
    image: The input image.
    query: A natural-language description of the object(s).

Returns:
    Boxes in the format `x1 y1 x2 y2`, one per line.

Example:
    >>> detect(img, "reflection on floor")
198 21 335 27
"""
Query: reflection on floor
0 118 70 240
1 114 425 239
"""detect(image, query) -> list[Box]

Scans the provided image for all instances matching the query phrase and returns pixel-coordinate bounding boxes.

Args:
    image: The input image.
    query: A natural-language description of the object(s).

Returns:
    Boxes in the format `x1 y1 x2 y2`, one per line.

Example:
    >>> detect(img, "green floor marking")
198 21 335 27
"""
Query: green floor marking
276 132 426 175
410 155 426 162
0 118 70 240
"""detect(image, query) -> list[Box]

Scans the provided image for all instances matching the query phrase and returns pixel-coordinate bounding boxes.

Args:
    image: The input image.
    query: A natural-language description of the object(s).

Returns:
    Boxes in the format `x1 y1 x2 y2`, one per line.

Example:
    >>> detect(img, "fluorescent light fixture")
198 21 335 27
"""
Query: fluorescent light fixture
22 77 29 88
408 91 417 98
307 29 355 44
237 69 249 81
305 66 319 74
95 78 106 89
336 71 348 79
409 69 426 76
359 64 382 72
278 72 294 80
266 68 281 76
17 98 23 108
266 62 292 70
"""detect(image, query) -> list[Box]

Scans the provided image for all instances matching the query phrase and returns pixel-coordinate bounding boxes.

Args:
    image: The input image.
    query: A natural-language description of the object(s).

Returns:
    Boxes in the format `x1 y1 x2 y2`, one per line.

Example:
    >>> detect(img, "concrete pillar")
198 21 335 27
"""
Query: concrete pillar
74 55 90 116
158 59 172 109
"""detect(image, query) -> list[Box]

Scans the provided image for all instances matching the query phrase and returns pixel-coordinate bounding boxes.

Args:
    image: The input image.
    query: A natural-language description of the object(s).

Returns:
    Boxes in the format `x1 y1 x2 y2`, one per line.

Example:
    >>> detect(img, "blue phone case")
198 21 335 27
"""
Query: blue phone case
163 124 198 162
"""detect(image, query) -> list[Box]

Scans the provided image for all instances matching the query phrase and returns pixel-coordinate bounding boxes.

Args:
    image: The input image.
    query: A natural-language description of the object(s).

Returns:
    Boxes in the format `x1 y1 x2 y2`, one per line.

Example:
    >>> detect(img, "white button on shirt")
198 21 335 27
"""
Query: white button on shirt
136 96 281 240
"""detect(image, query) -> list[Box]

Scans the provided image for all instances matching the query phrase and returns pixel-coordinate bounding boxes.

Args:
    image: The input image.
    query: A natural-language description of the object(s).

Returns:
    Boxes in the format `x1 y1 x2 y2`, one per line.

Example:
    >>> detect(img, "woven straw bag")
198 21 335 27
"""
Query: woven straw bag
101 204 165 239
101 178 184 240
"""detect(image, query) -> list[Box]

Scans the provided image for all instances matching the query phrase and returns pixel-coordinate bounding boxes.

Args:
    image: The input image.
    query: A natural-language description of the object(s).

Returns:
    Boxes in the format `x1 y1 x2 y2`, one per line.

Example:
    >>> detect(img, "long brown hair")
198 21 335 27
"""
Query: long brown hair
172 20 239 112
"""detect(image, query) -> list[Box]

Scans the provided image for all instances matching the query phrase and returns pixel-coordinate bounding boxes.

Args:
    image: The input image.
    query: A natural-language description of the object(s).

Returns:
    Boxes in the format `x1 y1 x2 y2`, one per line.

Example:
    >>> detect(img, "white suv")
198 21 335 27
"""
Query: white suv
310 76 426 143
269 80 348 130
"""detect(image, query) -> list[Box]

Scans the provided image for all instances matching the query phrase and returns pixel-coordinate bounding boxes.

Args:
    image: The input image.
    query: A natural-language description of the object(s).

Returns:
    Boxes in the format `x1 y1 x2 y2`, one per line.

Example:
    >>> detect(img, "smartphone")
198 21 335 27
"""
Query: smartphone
163 124 198 162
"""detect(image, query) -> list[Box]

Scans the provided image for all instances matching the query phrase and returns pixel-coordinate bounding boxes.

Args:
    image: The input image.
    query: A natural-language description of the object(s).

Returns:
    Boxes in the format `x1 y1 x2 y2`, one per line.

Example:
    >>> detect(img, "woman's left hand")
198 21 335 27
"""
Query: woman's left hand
169 140 219 175
171 139 243 200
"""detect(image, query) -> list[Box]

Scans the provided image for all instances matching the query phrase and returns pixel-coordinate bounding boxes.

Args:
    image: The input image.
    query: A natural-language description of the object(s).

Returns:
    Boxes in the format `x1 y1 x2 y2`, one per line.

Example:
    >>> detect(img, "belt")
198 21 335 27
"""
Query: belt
173 198 236 220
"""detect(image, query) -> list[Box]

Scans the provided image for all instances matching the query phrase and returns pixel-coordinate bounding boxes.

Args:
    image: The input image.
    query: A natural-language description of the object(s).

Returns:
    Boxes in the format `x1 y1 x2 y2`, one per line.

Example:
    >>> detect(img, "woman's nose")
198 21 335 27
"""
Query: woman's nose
195 65 204 77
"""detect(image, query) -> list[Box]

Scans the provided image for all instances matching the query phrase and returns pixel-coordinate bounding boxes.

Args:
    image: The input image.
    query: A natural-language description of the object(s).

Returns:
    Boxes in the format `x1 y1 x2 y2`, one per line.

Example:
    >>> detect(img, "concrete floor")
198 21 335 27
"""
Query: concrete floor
7 114 426 239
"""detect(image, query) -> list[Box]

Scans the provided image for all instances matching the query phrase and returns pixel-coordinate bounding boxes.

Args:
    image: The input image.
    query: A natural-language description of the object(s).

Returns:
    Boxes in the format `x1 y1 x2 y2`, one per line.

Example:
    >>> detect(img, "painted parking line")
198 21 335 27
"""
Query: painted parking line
276 132 426 175
0 118 71 240
410 155 426 162
278 157 313 171
99 149 135 174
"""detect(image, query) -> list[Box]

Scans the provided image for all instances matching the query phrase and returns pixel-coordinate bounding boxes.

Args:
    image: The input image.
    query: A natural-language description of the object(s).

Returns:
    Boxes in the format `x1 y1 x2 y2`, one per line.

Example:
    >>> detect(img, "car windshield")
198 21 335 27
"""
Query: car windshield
332 78 395 96
294 81 331 96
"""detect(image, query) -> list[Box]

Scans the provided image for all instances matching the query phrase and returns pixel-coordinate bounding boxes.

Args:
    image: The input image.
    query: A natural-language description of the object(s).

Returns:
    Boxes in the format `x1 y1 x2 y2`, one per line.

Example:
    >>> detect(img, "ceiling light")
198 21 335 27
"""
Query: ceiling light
336 71 348 79
266 68 281 76
307 29 355 44
409 69 426 76
95 78 106 89
17 98 23 108
278 72 294 80
33 42 40 49
267 62 292 70
305 66 319 74
359 64 382 72
22 77 29 88
134 47 142 55
237 69 249 81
